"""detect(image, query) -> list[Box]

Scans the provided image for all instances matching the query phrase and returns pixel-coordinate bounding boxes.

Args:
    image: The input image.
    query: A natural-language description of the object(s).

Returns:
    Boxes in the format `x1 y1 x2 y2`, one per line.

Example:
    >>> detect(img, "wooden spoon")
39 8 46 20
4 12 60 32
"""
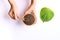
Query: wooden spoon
22 0 36 25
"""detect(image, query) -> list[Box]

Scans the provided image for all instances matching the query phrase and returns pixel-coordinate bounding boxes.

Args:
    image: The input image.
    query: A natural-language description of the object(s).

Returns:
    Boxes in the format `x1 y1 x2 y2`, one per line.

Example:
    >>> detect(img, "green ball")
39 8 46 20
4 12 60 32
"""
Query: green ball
40 7 54 22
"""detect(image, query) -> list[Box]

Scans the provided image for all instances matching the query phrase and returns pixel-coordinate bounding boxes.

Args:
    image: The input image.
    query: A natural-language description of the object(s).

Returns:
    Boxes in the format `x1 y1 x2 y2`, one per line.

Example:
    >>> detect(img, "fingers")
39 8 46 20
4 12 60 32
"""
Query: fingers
8 0 19 20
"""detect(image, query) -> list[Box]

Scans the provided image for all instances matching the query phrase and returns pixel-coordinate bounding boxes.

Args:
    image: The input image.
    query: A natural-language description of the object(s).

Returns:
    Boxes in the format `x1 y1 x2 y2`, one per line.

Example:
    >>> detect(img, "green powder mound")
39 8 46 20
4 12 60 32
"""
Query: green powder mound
40 7 54 22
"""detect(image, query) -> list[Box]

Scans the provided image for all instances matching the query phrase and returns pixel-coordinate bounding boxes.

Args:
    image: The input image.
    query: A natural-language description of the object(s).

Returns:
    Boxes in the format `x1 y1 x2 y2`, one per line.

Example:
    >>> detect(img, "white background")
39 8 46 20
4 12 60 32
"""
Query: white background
0 0 60 40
